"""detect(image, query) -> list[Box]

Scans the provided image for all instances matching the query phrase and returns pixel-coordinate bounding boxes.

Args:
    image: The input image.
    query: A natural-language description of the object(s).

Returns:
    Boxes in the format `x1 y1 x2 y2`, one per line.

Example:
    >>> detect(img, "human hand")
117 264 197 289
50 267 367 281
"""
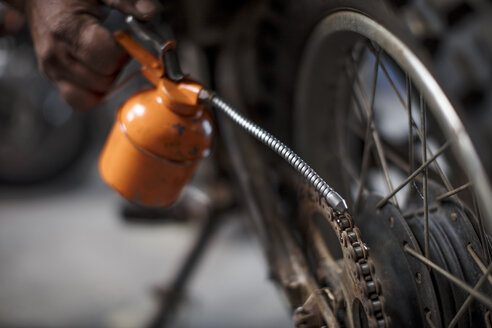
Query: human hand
15 0 157 110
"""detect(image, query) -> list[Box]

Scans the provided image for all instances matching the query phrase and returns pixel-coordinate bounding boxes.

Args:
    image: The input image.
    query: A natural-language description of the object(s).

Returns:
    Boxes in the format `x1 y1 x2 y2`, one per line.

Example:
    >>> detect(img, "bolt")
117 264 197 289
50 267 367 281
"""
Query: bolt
451 212 458 221
415 272 422 284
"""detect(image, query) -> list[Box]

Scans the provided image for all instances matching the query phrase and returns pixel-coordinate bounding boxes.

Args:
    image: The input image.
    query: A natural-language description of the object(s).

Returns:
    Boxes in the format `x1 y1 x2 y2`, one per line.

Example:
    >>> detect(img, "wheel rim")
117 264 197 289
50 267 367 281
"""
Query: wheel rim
295 10 492 327
295 11 492 232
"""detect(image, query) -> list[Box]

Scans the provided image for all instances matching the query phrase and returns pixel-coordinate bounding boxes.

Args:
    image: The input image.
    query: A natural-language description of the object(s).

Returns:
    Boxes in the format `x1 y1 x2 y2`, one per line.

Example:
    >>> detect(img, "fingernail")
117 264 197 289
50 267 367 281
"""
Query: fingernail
136 0 156 19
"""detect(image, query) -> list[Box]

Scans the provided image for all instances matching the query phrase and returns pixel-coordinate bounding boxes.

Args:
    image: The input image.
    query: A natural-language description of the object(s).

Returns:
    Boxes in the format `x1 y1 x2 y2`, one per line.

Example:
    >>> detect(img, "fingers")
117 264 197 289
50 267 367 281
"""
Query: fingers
101 0 157 20
24 0 157 111
47 50 117 93
46 45 115 111
60 15 128 76
37 17 121 109
56 80 103 111
65 55 116 93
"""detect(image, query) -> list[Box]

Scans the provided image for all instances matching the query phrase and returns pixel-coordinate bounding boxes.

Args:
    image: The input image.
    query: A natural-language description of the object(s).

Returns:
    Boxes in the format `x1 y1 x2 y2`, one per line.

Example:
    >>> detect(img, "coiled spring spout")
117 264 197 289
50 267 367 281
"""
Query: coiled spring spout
198 89 348 214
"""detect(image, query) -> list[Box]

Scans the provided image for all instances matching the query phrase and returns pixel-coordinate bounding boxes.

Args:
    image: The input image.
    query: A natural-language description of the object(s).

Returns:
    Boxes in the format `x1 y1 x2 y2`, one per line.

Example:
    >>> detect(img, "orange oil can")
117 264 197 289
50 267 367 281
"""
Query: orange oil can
99 31 213 207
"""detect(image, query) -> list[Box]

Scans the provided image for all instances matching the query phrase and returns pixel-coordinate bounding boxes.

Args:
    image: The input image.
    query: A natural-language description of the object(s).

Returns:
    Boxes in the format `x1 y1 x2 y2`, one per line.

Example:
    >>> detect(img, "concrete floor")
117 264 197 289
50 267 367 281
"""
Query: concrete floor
0 162 292 328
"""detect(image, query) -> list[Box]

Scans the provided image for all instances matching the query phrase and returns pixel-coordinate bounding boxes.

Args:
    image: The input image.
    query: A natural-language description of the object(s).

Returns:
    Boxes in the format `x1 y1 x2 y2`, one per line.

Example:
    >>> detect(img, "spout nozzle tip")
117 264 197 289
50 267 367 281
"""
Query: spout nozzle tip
334 199 349 214
326 192 349 214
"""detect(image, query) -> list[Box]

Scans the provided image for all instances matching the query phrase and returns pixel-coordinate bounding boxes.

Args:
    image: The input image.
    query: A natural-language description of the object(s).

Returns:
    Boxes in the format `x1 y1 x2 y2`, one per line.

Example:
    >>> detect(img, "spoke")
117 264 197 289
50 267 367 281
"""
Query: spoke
352 53 400 210
347 52 413 184
406 74 414 175
347 61 376 212
436 182 472 201
467 244 492 286
373 130 399 209
472 192 491 263
380 60 453 192
350 49 390 212
351 47 460 213
448 261 492 328
426 311 438 328
404 244 492 309
348 117 415 176
379 59 410 118
425 140 455 194
347 118 427 190
421 95 430 259
376 141 449 208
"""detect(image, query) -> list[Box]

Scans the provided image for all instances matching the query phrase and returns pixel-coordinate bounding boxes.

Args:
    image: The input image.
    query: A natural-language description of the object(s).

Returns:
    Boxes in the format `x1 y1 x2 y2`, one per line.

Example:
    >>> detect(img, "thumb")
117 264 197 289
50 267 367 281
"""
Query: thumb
101 0 157 21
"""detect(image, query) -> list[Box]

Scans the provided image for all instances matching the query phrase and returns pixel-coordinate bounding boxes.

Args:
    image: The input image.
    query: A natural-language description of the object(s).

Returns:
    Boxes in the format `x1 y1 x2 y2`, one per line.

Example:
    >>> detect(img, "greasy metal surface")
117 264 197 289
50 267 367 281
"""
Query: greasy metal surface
99 33 213 207
293 10 492 326
298 184 388 328
405 181 492 326
357 194 441 327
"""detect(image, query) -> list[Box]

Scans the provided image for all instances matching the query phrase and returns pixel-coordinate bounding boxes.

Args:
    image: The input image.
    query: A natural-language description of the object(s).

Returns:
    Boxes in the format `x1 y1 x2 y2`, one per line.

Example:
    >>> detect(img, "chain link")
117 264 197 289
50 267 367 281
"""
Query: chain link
333 209 388 328
202 89 387 327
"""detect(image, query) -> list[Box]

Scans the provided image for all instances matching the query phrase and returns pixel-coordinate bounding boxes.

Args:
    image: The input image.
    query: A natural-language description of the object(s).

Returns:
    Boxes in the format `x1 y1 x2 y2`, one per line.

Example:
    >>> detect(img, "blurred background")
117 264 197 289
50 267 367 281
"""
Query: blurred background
0 2 293 327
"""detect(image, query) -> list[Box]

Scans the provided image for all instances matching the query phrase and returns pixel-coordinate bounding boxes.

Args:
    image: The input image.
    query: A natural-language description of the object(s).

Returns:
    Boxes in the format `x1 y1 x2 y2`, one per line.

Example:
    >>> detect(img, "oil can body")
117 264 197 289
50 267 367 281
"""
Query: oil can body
99 83 213 207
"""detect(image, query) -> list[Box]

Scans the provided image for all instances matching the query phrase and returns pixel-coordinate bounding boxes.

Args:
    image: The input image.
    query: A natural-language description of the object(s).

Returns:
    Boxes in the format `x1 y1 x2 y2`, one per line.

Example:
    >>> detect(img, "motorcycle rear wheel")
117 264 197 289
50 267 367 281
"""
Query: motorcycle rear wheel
217 0 492 327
